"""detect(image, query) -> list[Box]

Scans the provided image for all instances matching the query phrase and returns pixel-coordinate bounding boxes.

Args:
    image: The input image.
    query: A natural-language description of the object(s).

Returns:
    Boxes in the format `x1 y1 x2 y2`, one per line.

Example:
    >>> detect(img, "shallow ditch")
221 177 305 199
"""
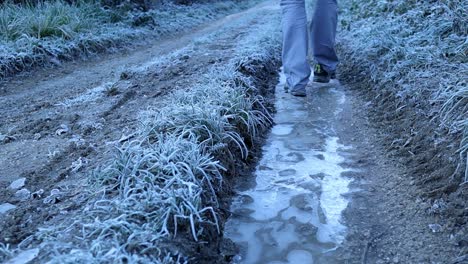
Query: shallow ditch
225 70 357 263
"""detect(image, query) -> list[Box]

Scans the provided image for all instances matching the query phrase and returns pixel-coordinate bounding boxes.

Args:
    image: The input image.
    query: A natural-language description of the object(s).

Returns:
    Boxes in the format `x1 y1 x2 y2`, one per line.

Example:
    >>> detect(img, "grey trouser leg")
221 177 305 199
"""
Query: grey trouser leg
281 0 338 90
281 0 310 92
311 0 338 72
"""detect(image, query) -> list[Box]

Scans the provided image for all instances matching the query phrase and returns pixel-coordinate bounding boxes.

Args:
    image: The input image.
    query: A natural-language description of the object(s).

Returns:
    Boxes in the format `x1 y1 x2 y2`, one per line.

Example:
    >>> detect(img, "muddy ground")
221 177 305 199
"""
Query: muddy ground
1 0 466 263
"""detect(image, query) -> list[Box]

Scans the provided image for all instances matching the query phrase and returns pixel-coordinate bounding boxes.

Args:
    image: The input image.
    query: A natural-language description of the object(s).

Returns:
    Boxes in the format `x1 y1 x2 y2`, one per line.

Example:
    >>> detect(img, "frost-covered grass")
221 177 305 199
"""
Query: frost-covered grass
339 0 468 181
0 1 105 41
0 10 281 263
0 0 260 79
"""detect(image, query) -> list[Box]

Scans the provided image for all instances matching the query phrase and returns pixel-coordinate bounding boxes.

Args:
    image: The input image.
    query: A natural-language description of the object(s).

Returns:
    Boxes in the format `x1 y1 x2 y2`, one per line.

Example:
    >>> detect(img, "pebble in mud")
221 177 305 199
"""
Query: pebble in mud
9 177 26 190
15 188 31 201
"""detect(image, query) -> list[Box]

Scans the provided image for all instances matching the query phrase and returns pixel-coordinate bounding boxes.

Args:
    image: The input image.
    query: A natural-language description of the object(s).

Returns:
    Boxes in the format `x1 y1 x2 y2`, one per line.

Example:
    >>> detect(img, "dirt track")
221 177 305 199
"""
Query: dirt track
0 1 465 263
0 1 278 247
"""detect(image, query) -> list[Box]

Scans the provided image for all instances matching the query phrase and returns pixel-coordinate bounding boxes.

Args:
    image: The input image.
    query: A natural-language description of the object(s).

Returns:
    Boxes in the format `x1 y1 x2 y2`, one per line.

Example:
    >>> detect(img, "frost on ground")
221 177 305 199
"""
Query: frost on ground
339 0 467 179
0 7 281 263
0 0 260 80
337 0 467 260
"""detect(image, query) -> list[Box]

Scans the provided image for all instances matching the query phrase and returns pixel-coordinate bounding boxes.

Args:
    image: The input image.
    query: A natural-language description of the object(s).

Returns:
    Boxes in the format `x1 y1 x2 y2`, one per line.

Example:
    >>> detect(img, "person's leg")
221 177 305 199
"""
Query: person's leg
281 0 310 94
310 0 338 74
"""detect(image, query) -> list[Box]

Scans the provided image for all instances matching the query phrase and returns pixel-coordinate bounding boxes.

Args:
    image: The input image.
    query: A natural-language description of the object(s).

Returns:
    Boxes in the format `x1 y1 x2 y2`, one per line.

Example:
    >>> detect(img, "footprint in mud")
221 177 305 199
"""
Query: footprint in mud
276 152 305 163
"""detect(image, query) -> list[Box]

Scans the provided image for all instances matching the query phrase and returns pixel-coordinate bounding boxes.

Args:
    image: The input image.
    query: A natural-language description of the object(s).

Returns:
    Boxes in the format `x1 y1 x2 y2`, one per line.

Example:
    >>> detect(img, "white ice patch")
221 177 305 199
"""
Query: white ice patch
271 124 294 136
287 250 314 264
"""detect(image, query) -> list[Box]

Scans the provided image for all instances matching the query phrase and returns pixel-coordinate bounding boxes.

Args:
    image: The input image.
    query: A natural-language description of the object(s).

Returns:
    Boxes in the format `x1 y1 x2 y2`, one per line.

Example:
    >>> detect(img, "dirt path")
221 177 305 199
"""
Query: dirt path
0 1 278 247
1 1 463 263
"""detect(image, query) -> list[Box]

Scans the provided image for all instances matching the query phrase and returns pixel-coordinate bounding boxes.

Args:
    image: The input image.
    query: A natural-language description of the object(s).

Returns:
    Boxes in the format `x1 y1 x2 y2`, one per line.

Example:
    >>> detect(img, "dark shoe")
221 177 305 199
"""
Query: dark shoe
313 64 331 83
290 89 306 97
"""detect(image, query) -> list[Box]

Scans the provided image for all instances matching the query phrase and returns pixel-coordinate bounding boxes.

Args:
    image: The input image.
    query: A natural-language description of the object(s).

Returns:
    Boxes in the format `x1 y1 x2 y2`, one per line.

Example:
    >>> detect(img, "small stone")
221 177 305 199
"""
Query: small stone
0 203 16 214
55 124 69 135
31 189 44 199
428 223 443 233
15 188 31 201
33 133 41 140
9 178 26 190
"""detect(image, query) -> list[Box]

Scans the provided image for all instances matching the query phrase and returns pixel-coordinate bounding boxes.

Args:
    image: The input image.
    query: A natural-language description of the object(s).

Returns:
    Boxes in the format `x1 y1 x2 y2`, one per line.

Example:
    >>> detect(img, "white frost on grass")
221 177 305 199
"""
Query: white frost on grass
339 0 468 180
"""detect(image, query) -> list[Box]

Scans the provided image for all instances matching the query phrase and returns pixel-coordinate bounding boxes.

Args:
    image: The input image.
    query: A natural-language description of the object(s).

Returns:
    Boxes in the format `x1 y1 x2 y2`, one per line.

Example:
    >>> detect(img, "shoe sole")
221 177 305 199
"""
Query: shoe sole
313 75 331 83
291 91 306 97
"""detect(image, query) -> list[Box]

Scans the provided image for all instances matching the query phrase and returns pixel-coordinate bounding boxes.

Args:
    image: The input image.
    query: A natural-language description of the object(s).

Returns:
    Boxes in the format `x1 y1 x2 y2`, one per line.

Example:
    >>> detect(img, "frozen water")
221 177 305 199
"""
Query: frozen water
287 250 314 263
271 124 294 136
225 69 353 263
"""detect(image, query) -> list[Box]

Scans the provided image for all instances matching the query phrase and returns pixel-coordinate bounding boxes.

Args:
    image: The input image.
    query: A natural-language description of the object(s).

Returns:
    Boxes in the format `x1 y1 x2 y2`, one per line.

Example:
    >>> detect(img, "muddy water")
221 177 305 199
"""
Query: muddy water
225 71 355 263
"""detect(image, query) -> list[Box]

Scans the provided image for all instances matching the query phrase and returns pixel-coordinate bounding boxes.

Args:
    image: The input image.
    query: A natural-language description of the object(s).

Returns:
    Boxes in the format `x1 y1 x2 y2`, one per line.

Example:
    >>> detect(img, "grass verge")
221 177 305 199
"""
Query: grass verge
337 0 467 259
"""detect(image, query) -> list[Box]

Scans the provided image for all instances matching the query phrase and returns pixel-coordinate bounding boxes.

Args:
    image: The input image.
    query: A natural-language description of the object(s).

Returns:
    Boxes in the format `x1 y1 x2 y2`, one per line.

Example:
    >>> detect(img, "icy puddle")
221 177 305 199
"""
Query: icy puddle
225 71 353 263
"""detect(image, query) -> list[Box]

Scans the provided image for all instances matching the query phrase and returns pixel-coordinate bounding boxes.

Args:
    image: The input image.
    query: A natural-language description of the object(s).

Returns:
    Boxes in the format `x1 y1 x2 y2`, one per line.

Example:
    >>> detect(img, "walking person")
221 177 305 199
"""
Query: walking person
281 0 339 97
